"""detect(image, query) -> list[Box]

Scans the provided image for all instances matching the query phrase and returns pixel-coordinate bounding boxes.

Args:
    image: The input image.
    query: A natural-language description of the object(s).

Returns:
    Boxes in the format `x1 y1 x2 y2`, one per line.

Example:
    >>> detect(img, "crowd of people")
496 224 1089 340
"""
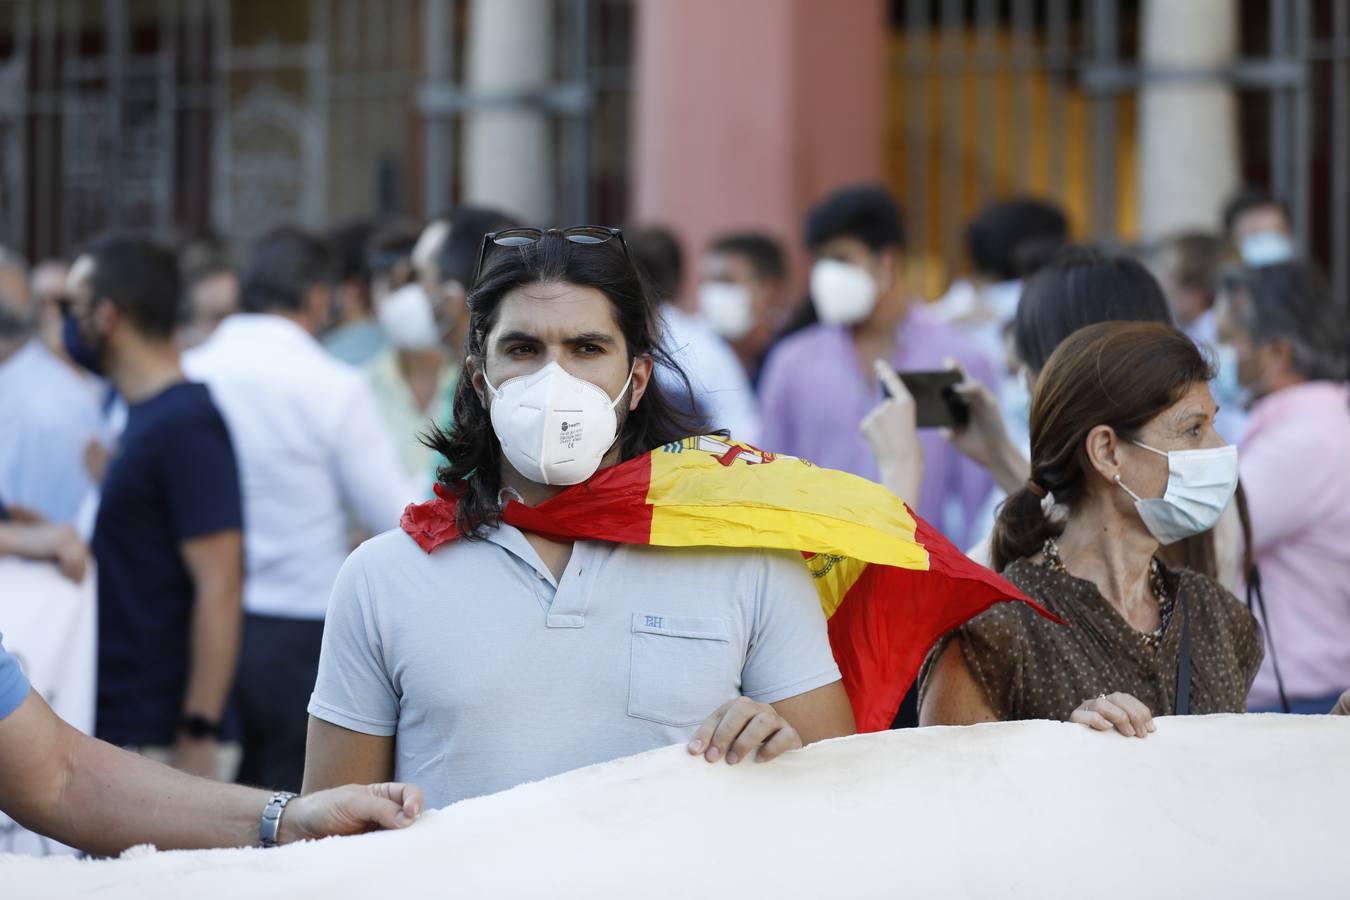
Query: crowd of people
0 177 1348 855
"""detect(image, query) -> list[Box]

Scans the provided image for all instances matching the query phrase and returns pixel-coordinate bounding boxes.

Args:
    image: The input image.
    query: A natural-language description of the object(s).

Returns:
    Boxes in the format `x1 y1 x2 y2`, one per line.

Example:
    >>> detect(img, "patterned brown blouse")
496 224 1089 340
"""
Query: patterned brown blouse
919 557 1265 721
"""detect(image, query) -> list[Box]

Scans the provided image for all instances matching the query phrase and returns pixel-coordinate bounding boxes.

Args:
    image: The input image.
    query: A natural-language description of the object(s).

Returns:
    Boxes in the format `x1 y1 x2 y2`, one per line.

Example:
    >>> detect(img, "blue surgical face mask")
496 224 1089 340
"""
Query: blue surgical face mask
62 312 105 376
1212 342 1250 411
1115 441 1239 545
1239 231 1294 267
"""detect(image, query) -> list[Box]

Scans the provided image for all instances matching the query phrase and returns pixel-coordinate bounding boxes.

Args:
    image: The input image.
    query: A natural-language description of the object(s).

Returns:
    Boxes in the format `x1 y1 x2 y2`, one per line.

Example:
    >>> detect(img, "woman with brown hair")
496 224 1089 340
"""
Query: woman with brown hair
919 321 1264 736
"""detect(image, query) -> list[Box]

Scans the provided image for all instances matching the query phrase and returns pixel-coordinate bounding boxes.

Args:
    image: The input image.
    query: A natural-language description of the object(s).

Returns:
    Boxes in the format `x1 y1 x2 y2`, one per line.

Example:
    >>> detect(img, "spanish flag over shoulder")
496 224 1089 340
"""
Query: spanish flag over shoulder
401 435 1056 732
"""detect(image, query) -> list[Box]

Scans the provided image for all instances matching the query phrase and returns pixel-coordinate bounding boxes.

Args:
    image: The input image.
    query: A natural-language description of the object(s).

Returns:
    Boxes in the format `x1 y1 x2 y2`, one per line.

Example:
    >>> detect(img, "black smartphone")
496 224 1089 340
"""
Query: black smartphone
883 369 971 429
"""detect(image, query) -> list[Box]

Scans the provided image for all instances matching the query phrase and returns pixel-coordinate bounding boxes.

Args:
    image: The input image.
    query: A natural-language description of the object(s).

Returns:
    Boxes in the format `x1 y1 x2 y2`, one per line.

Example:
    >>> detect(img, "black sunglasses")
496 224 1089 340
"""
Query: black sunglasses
472 226 630 287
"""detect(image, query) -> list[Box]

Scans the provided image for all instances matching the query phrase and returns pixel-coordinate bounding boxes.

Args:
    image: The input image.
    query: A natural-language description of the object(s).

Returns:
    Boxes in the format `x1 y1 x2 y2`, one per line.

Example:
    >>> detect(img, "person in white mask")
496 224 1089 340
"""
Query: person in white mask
363 280 459 493
757 184 999 551
303 227 854 812
626 226 760 442
920 321 1264 737
1222 188 1296 268
363 208 521 495
699 232 790 384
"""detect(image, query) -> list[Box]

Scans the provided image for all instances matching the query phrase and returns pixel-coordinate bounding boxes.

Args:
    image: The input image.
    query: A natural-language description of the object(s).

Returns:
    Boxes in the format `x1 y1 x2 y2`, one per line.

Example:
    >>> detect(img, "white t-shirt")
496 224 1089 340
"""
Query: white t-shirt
184 314 413 619
308 523 841 809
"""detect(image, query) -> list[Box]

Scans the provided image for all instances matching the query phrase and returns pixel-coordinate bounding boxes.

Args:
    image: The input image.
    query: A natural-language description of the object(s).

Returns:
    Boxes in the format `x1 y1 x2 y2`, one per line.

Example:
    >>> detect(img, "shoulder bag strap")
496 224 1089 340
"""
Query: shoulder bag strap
1175 582 1191 716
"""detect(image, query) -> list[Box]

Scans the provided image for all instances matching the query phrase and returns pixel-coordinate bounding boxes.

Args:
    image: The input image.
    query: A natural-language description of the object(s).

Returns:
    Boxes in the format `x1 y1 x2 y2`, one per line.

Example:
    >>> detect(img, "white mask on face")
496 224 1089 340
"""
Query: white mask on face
483 360 634 486
1239 231 1295 267
810 260 878 325
698 281 755 341
376 283 440 349
1115 441 1239 545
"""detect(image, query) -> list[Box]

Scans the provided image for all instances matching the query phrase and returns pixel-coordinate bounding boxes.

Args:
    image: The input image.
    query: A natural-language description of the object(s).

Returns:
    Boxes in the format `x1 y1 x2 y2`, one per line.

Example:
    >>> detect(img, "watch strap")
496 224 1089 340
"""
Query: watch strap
258 791 297 848
178 714 222 739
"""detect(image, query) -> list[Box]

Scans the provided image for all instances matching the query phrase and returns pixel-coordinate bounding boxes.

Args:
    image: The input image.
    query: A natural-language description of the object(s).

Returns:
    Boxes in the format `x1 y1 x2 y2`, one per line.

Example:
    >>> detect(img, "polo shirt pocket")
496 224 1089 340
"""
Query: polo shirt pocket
628 613 737 728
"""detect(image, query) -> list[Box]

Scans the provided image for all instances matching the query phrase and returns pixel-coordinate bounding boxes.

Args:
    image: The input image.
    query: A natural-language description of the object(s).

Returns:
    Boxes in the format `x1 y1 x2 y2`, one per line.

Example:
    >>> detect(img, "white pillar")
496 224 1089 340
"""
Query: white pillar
463 0 554 222
1138 0 1240 240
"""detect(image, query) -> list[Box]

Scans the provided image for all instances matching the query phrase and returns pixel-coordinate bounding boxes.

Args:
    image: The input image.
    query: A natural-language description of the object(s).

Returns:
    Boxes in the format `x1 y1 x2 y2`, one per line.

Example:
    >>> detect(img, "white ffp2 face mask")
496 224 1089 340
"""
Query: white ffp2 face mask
810 260 878 325
1115 441 1239 545
484 361 634 486
377 282 440 350
698 281 755 341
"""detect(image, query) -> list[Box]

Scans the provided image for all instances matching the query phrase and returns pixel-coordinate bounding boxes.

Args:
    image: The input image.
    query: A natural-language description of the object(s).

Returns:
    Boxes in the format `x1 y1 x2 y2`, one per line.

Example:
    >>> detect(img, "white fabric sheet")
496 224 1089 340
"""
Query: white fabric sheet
4 715 1347 897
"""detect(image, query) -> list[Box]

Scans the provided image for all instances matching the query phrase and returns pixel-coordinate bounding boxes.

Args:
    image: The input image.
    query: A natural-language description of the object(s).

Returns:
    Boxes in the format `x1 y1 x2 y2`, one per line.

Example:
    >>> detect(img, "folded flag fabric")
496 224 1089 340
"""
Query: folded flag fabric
402 435 1057 731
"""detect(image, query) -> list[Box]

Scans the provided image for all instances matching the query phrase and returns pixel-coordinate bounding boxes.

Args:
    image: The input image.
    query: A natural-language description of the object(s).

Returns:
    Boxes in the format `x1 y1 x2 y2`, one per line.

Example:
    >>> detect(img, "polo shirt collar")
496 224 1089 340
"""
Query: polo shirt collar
484 522 596 628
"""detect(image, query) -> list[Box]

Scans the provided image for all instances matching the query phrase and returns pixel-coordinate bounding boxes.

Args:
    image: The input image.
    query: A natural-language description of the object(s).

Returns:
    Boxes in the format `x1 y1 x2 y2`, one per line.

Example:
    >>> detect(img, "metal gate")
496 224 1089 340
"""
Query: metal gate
0 0 633 262
889 0 1350 306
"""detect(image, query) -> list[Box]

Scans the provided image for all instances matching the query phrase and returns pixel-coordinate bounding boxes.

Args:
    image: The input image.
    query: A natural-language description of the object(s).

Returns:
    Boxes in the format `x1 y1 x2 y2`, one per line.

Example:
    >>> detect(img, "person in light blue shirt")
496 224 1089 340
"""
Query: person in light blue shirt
0 250 101 524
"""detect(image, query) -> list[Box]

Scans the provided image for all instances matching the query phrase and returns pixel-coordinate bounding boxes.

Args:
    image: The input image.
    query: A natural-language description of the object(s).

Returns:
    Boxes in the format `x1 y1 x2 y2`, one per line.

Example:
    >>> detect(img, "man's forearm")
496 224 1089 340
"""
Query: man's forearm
53 729 270 854
2 693 269 855
183 580 242 721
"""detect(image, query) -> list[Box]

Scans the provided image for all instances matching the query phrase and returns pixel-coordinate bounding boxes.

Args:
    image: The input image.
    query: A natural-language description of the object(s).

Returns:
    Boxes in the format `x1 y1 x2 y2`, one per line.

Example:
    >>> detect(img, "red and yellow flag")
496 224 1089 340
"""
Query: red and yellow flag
401 435 1054 731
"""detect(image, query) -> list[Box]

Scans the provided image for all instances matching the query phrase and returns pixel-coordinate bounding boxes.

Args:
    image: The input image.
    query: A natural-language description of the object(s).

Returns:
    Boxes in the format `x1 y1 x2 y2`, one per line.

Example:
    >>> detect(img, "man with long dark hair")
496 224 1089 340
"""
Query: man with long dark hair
302 229 855 810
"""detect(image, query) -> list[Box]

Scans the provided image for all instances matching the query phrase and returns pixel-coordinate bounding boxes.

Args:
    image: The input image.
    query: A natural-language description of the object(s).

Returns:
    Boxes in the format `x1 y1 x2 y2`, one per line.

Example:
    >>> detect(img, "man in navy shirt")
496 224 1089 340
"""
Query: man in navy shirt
62 234 244 779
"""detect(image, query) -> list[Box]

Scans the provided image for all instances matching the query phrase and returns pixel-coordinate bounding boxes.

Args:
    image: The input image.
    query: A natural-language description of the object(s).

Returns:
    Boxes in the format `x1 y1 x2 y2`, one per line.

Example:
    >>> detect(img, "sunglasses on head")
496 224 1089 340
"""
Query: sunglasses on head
472 226 630 288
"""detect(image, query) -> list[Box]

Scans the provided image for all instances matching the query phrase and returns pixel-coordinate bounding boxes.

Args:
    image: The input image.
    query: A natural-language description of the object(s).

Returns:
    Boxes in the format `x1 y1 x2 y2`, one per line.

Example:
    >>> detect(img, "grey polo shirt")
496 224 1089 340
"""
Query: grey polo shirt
308 524 841 809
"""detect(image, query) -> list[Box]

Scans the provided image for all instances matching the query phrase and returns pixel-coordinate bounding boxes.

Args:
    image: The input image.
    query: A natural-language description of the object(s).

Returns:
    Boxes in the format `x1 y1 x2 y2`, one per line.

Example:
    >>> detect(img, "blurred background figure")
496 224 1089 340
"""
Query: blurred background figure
931 198 1069 369
1150 230 1247 442
1150 231 1225 348
0 247 100 525
361 208 519 493
366 224 420 308
425 206 519 359
628 224 757 442
322 219 386 367
759 184 997 549
184 225 410 793
30 258 72 366
698 232 790 386
62 234 243 781
1222 188 1295 268
1216 261 1350 715
176 250 239 352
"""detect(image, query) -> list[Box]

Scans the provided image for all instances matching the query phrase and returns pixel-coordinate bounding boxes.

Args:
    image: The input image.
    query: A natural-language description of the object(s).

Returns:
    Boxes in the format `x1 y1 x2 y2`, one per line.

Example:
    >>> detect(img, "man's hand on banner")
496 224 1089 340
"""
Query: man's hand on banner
687 697 803 765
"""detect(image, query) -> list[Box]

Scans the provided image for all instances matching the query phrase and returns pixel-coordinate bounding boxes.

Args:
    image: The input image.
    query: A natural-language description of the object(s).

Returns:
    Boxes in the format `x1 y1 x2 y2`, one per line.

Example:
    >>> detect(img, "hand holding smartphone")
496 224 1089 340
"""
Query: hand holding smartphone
881 369 971 429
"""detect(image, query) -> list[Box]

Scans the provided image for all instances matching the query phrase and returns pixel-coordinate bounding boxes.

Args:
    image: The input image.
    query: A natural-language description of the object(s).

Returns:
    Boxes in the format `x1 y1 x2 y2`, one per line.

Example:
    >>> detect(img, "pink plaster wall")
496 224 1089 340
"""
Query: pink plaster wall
631 0 886 305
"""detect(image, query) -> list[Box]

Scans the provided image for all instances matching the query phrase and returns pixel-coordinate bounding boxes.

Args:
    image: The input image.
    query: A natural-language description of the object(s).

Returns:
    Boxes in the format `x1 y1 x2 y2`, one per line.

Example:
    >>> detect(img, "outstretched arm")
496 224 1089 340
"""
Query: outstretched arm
0 690 422 856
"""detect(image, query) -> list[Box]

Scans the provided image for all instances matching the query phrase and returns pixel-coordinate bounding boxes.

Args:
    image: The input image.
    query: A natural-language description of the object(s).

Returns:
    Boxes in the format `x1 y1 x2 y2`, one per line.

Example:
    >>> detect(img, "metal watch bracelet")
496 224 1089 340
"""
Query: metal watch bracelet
258 791 297 848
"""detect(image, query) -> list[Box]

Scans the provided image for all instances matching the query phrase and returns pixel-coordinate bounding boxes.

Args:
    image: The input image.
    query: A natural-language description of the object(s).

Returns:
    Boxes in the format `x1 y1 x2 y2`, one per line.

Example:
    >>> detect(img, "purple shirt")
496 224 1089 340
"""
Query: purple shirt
1240 381 1350 707
758 307 998 548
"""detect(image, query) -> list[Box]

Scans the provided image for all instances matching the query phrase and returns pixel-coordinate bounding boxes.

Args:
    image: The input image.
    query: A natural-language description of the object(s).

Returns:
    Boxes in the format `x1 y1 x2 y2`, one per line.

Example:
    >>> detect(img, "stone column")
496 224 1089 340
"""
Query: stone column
631 0 886 304
463 0 555 222
1138 0 1240 239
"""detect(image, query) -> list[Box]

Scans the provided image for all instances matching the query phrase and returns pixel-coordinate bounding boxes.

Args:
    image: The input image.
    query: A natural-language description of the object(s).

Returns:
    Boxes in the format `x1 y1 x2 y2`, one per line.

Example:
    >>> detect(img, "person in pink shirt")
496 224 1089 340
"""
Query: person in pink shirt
1216 261 1350 713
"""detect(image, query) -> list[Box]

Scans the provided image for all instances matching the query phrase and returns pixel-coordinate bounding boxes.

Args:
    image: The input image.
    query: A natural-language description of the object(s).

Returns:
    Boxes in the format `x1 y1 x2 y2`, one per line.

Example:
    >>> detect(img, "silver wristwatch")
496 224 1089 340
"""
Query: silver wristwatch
258 791 298 848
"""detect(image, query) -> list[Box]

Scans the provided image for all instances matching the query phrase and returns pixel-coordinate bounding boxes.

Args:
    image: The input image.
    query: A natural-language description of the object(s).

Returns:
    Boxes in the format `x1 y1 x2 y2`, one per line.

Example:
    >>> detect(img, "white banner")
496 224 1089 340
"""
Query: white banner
4 714 1348 897
0 557 96 858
